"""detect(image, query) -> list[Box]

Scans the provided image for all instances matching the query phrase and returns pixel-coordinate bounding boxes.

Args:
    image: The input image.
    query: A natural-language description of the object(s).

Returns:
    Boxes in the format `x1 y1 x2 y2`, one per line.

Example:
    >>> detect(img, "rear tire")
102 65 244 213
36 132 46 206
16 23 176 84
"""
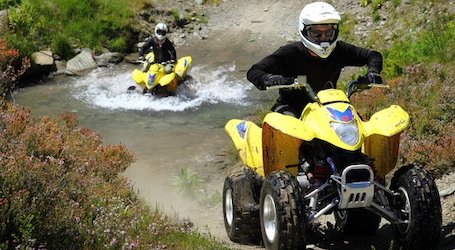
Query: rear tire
390 165 442 250
223 168 262 244
259 171 306 250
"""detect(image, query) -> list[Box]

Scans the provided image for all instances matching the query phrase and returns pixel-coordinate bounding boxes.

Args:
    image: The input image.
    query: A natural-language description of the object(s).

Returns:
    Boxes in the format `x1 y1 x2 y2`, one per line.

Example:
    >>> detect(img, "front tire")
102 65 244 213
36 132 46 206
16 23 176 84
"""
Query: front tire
259 171 305 250
223 168 262 244
390 165 442 250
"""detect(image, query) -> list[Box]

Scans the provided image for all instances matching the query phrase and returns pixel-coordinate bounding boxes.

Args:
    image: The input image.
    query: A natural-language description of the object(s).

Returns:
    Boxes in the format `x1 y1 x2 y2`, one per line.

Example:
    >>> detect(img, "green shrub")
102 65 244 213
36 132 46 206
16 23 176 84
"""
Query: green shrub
0 0 21 9
51 35 75 61
4 0 136 55
383 18 455 78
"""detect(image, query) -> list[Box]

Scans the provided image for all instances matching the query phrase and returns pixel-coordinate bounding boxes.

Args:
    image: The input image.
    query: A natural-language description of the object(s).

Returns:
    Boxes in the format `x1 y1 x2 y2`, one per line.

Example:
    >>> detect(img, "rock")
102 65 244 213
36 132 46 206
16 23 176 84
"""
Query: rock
30 50 56 77
66 48 98 74
31 50 54 67
94 52 124 67
53 60 67 76
440 186 455 197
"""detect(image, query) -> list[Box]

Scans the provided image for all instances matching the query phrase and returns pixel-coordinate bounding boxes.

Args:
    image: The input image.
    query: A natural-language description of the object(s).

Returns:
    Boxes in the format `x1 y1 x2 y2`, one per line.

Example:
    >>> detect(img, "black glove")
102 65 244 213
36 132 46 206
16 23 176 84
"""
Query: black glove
366 72 383 84
263 74 295 87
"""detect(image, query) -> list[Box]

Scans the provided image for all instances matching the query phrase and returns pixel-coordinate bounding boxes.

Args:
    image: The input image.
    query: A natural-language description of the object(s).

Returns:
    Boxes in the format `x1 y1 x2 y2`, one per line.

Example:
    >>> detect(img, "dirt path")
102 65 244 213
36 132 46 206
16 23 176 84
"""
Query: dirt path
176 0 455 249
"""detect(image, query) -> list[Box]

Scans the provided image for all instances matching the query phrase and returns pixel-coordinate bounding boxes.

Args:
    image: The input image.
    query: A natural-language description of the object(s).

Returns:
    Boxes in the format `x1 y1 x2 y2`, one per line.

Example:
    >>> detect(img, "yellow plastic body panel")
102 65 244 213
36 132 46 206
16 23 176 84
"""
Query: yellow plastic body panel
225 87 410 178
363 133 401 178
317 89 350 103
262 122 301 177
361 105 409 177
132 53 192 92
175 56 192 78
363 105 409 137
300 102 365 151
225 119 264 176
132 69 146 88
263 112 315 141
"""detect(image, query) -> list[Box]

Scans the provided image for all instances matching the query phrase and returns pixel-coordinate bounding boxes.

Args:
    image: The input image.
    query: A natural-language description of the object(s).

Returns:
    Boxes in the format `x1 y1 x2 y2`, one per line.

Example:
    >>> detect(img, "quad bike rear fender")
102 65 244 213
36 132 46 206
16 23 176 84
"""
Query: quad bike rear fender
225 119 264 176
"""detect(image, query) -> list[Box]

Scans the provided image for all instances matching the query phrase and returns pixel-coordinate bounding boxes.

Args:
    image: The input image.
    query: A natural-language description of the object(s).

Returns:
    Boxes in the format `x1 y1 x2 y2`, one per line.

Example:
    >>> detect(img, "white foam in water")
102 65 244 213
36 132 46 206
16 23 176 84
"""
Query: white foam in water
72 64 250 111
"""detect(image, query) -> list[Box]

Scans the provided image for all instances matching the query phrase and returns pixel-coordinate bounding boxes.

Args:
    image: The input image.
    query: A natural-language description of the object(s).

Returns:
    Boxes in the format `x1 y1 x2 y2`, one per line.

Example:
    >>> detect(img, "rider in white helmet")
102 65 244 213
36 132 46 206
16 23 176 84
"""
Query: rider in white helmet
139 22 177 71
247 1 383 117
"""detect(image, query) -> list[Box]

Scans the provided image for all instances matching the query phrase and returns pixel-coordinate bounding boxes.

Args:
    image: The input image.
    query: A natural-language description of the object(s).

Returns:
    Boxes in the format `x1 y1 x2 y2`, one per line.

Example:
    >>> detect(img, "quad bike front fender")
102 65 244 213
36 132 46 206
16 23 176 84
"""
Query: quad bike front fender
225 119 264 176
132 69 147 89
363 105 409 137
263 112 315 141
175 56 192 78
361 105 409 178
262 122 302 177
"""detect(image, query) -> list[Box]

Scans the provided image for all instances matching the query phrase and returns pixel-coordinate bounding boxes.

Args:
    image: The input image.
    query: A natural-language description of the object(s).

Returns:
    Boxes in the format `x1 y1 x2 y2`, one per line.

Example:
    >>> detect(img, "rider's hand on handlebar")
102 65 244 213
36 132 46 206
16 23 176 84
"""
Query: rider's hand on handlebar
264 74 295 87
138 56 144 61
366 72 383 84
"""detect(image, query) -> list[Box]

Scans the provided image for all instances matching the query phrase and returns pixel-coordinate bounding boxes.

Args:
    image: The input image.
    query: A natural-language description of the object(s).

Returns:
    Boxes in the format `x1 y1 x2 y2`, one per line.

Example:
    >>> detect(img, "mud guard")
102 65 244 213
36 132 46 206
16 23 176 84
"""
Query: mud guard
225 119 264 176
175 56 192 78
363 133 400 178
131 69 146 88
362 105 408 178
262 122 302 177
159 72 177 92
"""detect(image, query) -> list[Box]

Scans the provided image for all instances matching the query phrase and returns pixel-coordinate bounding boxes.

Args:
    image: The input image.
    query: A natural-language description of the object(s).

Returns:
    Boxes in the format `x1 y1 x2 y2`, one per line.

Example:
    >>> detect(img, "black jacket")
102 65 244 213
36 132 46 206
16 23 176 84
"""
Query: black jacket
139 37 177 63
247 41 383 113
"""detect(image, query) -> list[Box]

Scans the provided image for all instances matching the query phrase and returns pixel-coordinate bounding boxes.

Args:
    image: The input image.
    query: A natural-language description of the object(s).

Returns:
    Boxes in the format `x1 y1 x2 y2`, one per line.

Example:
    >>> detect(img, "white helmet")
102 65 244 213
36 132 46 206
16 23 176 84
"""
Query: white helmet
154 23 168 41
299 2 341 58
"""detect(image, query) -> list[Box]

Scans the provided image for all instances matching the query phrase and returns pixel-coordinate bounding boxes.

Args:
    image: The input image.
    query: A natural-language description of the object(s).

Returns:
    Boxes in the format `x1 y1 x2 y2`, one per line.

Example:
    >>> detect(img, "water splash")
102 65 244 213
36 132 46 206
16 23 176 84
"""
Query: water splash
72 64 250 111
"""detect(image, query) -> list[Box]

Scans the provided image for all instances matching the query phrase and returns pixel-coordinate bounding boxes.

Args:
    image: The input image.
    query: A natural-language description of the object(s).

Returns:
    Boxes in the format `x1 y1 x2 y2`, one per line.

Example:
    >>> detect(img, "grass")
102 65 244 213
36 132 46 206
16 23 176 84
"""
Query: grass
2 0 136 57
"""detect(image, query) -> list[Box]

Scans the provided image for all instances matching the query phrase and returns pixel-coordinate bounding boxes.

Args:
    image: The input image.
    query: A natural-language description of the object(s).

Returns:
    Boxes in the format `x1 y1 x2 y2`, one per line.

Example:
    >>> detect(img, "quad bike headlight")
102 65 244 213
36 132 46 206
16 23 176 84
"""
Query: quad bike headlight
330 120 359 146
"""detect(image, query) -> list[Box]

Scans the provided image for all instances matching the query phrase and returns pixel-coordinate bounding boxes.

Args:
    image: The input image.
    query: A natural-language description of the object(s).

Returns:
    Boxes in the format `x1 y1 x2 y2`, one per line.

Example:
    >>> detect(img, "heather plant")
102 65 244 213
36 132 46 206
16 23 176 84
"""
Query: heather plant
0 39 30 97
351 63 455 177
0 102 230 249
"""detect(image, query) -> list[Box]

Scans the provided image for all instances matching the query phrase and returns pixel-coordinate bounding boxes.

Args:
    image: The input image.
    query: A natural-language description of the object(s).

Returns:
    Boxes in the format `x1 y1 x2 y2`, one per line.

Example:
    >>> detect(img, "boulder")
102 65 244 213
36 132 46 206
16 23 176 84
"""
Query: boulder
29 50 56 77
66 48 97 74
94 52 124 67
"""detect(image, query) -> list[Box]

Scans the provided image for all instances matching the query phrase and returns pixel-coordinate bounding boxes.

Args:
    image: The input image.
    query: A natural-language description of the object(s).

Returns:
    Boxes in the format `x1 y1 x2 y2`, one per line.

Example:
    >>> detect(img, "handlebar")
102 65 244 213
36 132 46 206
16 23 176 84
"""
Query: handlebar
346 80 389 98
265 75 389 101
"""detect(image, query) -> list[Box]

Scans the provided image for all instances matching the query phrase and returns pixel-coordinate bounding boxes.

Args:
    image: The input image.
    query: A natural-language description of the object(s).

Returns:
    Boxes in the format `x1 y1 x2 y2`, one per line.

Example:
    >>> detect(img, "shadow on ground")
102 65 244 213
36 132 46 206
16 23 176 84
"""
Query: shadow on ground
304 222 455 250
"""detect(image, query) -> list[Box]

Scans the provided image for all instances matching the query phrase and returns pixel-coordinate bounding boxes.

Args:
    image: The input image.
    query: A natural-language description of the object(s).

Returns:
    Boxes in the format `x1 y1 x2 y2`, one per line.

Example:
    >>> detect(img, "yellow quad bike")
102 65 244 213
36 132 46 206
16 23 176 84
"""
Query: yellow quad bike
223 77 442 249
131 52 192 96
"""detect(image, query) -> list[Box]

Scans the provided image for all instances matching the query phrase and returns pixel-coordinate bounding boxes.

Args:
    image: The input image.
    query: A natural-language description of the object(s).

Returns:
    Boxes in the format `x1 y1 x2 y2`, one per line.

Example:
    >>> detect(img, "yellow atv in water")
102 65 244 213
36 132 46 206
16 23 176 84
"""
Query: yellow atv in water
130 52 192 96
223 76 442 249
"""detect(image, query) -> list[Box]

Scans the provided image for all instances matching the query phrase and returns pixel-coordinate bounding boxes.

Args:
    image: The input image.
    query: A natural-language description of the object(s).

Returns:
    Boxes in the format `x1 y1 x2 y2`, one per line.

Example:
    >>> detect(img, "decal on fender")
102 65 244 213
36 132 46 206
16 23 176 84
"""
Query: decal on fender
236 121 247 139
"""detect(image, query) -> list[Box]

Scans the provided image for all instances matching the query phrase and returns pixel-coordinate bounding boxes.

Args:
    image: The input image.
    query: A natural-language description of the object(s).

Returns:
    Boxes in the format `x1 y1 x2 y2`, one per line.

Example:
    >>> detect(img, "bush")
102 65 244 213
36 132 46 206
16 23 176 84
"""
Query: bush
0 102 229 249
4 0 137 55
351 63 455 177
0 39 30 97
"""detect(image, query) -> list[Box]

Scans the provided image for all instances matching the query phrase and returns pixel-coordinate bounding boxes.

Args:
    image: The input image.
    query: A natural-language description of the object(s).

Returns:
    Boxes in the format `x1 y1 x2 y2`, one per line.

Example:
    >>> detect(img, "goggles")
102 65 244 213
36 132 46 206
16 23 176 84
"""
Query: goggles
156 29 167 36
305 24 337 43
